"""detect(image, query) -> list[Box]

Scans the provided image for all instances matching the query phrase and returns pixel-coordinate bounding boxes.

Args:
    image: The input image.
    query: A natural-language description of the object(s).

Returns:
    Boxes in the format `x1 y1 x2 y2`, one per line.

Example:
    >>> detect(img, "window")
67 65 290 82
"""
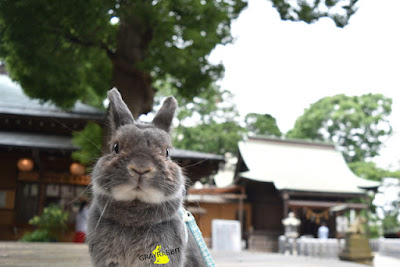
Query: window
16 183 39 223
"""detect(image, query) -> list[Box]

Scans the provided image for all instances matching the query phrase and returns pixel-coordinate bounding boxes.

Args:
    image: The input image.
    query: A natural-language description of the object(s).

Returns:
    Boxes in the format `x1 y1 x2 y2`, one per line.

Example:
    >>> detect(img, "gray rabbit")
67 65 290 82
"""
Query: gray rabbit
87 88 205 267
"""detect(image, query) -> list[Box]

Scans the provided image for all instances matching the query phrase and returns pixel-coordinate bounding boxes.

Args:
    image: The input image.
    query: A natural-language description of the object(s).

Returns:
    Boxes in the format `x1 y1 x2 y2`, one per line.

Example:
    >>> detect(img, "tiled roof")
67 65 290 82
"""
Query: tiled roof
239 136 380 194
0 75 105 120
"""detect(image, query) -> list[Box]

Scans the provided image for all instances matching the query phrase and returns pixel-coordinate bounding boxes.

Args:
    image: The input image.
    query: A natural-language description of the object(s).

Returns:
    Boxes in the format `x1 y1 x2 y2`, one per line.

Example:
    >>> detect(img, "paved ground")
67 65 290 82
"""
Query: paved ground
1 242 400 267
212 250 400 267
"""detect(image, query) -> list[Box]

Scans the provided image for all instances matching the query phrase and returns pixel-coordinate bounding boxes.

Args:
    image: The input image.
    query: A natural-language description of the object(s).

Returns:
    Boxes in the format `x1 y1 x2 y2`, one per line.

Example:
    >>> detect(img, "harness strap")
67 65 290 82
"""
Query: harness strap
179 207 215 267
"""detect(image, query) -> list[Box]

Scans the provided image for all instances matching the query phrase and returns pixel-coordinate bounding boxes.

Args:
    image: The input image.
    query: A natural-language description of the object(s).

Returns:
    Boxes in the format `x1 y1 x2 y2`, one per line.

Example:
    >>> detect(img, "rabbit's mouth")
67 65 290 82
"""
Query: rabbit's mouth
110 183 168 203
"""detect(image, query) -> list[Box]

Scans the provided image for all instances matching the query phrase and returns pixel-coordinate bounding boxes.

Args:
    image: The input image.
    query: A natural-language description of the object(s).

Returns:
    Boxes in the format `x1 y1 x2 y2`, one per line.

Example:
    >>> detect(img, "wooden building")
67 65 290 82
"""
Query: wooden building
0 75 105 240
185 185 251 247
235 136 380 251
0 75 224 240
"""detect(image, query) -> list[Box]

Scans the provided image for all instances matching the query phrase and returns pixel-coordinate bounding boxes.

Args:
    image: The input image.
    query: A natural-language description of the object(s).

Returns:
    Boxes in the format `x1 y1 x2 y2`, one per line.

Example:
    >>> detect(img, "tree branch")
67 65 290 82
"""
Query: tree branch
41 22 115 56
63 32 115 56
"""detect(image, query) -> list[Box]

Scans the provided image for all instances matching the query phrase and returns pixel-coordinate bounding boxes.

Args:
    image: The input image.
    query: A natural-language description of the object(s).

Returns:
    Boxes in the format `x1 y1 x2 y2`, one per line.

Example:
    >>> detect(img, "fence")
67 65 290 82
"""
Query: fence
279 236 400 259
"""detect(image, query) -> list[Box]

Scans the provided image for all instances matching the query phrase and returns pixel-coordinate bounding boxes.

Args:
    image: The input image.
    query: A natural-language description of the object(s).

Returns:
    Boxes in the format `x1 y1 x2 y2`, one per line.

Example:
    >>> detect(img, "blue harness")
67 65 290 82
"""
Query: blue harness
179 207 215 267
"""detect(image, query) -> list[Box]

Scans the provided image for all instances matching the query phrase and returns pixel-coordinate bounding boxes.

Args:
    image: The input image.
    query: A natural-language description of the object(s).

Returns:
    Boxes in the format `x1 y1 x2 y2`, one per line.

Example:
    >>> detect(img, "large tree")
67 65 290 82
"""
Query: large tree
287 94 392 163
0 0 358 117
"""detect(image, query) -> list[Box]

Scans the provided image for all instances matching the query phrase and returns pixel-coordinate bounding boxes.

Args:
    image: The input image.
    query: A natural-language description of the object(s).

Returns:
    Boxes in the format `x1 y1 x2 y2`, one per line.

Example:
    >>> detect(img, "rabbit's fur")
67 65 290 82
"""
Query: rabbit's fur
87 88 204 267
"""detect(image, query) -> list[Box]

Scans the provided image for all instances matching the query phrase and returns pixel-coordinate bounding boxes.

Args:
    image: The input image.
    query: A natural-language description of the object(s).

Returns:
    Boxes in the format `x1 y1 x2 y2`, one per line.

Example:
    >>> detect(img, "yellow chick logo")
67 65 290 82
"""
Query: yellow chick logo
152 245 170 264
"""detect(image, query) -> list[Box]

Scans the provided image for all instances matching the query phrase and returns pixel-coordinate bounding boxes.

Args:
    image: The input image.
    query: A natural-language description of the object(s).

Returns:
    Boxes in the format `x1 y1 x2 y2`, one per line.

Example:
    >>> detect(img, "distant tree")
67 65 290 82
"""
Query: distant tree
271 0 359 27
348 161 400 181
374 178 400 235
153 82 244 154
175 120 245 155
382 212 400 235
0 0 358 117
287 94 392 163
171 89 246 155
245 113 282 137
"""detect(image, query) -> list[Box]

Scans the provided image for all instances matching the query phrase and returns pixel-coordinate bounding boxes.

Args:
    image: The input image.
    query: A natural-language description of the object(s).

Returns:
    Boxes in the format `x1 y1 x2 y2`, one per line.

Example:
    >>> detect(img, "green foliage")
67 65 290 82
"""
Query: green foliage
175 120 246 155
382 212 400 233
270 0 359 27
368 222 381 238
20 229 53 242
0 0 113 109
0 0 357 115
71 122 103 166
171 89 246 155
245 113 282 137
155 83 244 155
287 94 392 163
20 204 69 242
348 161 400 181
0 0 246 111
146 0 247 100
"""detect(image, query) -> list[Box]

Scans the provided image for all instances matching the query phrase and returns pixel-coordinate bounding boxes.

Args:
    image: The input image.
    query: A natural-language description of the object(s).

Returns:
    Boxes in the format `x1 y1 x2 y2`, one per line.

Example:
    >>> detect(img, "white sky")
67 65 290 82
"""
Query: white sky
209 0 400 170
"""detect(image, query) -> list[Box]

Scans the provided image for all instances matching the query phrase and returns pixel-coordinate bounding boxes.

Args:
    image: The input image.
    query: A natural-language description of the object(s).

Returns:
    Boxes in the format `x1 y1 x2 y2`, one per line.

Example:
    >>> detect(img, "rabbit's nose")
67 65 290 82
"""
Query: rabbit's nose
128 164 152 175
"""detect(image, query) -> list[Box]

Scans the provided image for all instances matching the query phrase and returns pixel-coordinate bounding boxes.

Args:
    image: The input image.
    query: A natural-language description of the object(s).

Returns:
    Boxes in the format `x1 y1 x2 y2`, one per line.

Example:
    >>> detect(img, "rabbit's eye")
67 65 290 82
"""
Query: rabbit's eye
112 142 119 154
166 148 170 158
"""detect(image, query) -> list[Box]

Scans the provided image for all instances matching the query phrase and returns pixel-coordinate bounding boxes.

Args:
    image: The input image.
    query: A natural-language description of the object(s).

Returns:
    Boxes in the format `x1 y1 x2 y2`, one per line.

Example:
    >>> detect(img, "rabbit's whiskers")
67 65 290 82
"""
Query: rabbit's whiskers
90 198 110 237
63 177 114 209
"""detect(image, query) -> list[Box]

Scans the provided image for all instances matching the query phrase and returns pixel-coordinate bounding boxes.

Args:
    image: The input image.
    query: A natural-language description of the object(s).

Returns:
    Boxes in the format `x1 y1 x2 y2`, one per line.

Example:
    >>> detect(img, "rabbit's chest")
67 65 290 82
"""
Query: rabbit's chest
100 221 185 266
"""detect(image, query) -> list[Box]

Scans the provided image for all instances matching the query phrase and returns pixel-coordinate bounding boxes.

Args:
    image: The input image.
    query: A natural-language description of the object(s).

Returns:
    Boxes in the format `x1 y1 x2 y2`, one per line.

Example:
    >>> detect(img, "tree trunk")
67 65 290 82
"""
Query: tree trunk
109 5 154 119
111 62 154 119
102 6 154 153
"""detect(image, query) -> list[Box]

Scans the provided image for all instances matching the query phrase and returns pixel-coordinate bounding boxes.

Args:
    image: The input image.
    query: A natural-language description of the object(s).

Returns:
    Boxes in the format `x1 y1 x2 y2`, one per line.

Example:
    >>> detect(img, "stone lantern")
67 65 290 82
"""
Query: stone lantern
282 212 301 255
339 211 374 264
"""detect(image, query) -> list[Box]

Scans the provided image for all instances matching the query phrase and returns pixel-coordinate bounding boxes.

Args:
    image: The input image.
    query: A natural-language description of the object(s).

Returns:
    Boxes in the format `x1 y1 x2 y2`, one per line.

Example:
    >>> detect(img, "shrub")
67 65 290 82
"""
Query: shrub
20 204 69 242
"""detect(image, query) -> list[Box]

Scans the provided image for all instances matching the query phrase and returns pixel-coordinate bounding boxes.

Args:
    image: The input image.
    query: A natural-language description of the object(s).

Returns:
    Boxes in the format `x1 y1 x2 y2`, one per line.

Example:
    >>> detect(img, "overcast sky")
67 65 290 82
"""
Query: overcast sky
209 0 400 170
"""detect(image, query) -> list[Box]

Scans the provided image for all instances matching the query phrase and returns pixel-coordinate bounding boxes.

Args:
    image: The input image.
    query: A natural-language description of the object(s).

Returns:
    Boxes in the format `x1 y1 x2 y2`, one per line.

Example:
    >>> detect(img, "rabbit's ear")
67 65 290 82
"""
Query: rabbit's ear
107 88 134 132
152 96 177 132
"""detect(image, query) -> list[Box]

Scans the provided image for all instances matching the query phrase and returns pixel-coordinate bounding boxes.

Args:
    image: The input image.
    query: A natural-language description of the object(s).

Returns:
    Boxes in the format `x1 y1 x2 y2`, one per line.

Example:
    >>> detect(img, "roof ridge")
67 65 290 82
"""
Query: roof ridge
247 135 335 148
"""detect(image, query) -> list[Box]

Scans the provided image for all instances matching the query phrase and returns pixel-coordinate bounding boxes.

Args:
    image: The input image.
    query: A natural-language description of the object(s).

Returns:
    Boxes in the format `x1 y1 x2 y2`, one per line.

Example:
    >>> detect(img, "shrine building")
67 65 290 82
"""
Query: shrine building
235 136 380 251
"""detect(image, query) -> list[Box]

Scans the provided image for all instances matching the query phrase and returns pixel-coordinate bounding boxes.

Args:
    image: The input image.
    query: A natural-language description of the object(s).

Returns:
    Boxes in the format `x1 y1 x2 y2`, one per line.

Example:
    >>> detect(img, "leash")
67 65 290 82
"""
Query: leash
179 207 215 267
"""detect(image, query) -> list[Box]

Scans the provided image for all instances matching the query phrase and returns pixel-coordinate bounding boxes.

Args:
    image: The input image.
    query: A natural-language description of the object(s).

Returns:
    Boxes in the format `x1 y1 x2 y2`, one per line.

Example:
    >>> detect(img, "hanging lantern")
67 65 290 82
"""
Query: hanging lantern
70 163 85 176
17 158 34 172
